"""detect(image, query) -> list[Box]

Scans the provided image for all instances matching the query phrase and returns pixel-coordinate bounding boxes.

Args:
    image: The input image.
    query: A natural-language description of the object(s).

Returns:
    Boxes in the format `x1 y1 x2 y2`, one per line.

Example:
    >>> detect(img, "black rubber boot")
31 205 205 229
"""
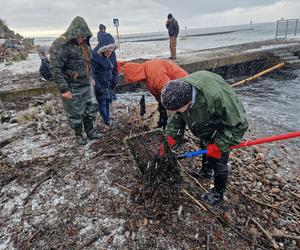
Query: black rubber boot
189 155 212 179
84 121 103 140
199 188 223 205
199 153 229 205
74 127 88 145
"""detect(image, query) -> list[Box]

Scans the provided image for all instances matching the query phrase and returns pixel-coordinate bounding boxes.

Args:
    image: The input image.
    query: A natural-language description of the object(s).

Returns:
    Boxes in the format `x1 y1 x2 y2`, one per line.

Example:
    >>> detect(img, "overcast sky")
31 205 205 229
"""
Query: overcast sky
0 0 299 37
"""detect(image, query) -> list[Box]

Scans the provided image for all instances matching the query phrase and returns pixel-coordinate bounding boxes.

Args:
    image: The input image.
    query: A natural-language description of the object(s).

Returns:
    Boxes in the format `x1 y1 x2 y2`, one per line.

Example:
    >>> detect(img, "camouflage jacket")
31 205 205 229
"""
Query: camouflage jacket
50 16 93 93
165 71 248 153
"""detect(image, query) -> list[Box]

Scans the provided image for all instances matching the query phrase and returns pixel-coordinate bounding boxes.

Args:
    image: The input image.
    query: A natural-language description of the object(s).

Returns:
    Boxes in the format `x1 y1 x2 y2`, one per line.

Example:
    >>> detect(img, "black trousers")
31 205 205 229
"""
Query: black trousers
202 152 229 193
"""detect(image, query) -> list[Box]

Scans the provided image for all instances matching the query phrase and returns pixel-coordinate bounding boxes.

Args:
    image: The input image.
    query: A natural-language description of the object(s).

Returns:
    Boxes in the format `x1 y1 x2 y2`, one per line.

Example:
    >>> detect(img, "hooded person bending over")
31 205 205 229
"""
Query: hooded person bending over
161 71 248 205
50 16 102 145
121 59 188 128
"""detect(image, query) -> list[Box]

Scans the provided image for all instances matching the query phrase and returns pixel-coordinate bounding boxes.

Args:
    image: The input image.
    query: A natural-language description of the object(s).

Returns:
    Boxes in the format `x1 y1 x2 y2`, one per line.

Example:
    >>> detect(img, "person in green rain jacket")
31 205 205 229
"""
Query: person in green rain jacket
161 70 248 205
50 16 102 145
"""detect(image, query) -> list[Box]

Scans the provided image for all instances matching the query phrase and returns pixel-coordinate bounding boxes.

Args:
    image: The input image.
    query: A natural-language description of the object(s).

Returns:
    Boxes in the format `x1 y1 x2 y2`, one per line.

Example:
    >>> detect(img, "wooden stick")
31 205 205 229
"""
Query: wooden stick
272 233 300 241
290 191 300 200
238 189 278 209
182 189 208 211
177 160 208 193
231 62 285 88
113 182 132 193
250 218 279 249
23 169 56 206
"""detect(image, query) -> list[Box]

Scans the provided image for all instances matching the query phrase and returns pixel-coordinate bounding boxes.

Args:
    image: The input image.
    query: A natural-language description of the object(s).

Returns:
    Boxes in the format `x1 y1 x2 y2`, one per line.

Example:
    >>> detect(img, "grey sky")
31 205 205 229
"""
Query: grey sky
0 0 299 37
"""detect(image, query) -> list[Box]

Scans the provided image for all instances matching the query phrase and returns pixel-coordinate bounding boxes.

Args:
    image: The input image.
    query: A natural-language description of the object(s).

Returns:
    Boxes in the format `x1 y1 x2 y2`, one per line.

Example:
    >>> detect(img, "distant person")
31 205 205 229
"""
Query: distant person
120 59 188 128
37 46 52 81
166 13 179 60
50 16 102 145
161 71 248 205
92 31 118 127
97 24 115 44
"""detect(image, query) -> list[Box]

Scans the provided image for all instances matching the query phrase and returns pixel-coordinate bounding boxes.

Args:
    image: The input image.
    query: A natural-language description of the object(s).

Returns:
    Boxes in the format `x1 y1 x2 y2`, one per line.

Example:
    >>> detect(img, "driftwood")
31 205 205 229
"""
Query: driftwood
231 62 285 88
290 191 300 200
183 189 268 250
113 182 132 193
250 218 279 249
271 233 300 241
177 160 208 193
182 189 208 212
23 169 56 206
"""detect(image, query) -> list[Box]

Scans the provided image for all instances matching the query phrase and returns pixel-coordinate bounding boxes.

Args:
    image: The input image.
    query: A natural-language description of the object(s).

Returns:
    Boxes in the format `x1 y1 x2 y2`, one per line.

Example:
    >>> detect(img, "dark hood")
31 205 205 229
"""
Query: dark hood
62 16 93 43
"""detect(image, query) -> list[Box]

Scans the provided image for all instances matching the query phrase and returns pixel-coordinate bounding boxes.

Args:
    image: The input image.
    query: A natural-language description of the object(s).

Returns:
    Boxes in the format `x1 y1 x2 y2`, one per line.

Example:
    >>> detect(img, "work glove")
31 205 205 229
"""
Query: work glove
167 136 176 148
158 136 176 158
206 144 222 159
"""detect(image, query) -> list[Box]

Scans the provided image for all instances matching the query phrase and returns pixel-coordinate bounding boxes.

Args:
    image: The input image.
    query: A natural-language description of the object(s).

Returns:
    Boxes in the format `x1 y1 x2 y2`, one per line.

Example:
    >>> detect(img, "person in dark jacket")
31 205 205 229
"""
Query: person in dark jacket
37 46 52 81
161 71 249 205
92 32 118 127
50 16 102 145
97 24 115 44
166 13 179 60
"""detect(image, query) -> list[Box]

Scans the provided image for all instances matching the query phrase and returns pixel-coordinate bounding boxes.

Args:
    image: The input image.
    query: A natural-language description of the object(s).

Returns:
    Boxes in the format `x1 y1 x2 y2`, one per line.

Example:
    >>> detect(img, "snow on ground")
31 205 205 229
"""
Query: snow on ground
0 41 172 77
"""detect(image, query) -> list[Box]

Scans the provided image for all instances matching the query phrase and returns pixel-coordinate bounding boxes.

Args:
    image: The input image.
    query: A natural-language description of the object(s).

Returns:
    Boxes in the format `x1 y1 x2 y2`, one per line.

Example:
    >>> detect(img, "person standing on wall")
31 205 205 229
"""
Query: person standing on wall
166 13 179 60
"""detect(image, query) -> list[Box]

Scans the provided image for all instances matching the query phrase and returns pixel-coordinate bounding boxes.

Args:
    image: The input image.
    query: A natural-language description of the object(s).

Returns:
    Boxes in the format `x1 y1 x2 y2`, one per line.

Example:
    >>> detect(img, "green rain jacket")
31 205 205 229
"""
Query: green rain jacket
50 16 93 93
165 71 249 153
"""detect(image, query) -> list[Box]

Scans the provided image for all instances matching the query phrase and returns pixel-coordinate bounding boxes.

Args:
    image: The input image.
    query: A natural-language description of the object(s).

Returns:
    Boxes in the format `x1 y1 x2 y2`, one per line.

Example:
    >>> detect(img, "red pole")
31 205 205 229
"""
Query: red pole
230 131 300 149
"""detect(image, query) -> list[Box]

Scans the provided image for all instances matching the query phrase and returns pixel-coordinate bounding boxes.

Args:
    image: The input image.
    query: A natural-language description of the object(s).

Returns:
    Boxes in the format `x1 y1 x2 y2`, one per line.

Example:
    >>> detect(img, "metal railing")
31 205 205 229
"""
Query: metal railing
275 18 299 39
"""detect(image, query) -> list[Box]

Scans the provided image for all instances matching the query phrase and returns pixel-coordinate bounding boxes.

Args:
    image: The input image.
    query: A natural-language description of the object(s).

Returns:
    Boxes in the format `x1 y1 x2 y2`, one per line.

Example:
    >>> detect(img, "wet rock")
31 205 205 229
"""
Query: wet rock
264 168 274 175
131 231 137 241
124 231 130 239
278 218 290 227
265 174 274 181
256 153 264 162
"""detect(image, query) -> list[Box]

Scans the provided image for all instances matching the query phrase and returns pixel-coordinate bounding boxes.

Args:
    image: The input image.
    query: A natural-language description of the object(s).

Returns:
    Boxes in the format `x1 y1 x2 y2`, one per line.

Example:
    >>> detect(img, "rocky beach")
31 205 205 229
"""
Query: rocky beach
1 40 300 249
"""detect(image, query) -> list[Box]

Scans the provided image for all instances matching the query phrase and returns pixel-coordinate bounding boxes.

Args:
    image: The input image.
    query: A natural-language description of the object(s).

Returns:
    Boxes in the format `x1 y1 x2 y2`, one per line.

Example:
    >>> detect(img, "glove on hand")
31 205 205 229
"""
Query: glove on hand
167 136 176 148
206 144 222 159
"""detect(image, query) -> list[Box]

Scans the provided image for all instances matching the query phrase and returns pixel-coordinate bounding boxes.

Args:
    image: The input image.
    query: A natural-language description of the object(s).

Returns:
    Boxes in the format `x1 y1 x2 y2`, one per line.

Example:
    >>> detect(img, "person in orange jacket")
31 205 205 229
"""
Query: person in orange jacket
119 59 188 128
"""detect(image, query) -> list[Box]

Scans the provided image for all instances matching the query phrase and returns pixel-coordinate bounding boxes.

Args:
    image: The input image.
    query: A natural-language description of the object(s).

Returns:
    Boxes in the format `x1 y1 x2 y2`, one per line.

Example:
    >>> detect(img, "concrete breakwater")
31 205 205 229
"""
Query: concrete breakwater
1 38 300 101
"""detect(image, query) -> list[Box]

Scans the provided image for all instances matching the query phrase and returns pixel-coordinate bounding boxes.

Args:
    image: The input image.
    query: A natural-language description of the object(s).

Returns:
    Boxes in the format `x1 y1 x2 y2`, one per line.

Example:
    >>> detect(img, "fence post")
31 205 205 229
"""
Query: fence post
295 18 299 36
275 20 279 39
285 20 289 38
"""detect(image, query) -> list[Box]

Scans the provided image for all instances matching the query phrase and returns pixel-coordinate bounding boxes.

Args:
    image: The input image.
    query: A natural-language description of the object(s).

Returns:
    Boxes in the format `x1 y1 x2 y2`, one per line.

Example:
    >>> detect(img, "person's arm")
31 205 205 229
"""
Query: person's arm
50 46 69 93
165 112 186 143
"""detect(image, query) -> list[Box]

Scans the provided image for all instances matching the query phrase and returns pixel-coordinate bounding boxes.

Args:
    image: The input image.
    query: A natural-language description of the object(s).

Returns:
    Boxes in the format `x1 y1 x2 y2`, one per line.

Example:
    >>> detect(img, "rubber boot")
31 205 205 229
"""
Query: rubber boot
84 121 103 140
189 155 212 179
200 174 227 205
74 127 88 146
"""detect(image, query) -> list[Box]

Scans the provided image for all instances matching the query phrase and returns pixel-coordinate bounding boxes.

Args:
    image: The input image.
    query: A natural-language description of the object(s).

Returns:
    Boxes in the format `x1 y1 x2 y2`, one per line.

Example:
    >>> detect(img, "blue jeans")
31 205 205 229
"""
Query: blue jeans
98 99 110 125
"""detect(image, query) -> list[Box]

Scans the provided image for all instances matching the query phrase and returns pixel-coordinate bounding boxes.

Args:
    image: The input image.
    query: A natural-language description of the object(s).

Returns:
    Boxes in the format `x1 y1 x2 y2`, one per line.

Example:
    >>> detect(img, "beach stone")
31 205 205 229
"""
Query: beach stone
124 231 130 238
270 187 280 194
264 168 274 175
265 174 273 180
278 219 290 227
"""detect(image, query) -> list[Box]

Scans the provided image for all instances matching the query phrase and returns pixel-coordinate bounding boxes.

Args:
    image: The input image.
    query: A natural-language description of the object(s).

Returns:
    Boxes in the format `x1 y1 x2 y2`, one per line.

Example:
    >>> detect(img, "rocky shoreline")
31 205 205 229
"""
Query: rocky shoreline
0 85 299 249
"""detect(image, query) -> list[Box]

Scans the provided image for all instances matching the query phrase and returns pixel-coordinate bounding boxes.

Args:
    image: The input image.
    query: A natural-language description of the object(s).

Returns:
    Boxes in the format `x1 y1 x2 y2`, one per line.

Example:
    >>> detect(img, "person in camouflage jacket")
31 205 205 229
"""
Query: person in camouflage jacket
161 70 248 205
50 16 102 145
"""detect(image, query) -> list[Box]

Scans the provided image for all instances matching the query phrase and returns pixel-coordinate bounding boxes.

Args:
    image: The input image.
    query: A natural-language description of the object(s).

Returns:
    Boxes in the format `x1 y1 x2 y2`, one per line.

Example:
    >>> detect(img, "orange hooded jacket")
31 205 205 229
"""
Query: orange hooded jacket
121 59 188 101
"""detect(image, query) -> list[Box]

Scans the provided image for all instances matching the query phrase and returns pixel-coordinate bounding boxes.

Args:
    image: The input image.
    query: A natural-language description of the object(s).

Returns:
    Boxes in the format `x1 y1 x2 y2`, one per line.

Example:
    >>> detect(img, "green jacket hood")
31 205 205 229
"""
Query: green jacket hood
62 16 93 43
